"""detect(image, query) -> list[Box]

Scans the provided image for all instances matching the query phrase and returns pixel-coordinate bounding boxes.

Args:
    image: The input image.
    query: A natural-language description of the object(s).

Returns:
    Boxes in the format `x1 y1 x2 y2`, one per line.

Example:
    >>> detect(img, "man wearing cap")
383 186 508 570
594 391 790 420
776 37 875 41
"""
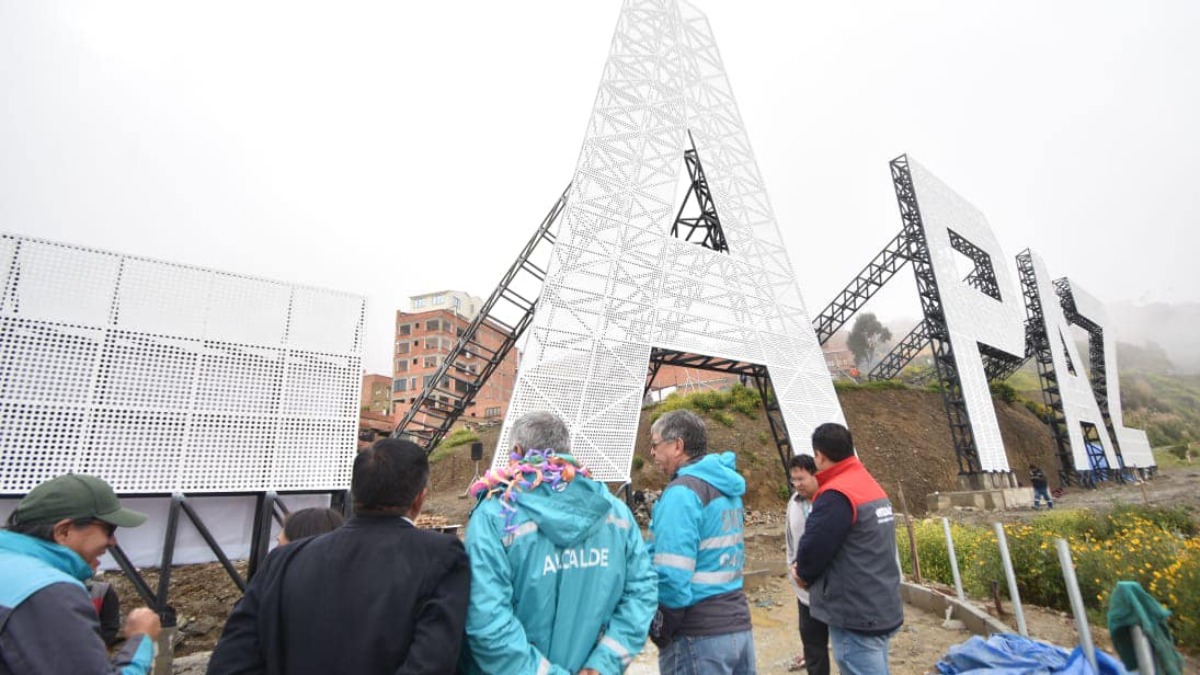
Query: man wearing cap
0 473 161 675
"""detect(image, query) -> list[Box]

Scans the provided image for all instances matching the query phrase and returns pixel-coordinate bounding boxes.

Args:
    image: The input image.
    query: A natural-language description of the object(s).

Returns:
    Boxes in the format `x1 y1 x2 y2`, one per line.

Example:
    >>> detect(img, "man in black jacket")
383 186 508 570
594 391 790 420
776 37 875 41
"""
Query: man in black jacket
207 439 470 675
794 423 902 675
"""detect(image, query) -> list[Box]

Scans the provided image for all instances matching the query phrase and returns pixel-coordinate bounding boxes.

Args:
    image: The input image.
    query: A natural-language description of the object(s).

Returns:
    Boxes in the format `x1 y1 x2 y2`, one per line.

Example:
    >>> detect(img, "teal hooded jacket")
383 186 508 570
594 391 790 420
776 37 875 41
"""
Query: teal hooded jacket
649 452 747 610
459 474 656 675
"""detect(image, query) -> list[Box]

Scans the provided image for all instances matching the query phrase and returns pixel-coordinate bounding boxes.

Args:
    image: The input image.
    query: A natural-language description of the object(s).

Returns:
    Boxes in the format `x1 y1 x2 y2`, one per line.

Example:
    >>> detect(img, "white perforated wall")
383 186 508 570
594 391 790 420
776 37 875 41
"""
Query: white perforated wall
908 160 1025 473
1057 281 1155 469
496 0 845 481
1025 251 1120 472
0 234 364 494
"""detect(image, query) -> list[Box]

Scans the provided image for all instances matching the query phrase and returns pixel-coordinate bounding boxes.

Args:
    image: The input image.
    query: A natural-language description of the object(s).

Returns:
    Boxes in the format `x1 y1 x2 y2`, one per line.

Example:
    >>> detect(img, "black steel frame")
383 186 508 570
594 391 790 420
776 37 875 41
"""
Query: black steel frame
812 232 910 345
644 348 793 479
1016 249 1075 485
393 187 569 450
671 133 730 254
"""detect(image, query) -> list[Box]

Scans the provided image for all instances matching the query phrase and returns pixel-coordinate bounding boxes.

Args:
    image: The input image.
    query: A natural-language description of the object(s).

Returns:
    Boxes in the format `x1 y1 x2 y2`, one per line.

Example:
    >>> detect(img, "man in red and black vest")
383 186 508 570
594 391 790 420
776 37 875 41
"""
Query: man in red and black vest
793 423 902 675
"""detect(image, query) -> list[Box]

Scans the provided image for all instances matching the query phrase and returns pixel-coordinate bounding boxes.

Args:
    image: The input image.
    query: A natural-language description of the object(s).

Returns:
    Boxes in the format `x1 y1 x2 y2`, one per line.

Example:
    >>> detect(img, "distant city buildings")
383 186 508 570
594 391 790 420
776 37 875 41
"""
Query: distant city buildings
391 290 518 424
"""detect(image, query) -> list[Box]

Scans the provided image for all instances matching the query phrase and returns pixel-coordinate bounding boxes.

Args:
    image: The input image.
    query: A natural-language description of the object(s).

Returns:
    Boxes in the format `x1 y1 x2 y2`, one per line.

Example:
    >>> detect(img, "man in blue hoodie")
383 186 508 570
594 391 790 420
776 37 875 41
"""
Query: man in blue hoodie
648 409 755 674
0 473 160 675
460 411 657 675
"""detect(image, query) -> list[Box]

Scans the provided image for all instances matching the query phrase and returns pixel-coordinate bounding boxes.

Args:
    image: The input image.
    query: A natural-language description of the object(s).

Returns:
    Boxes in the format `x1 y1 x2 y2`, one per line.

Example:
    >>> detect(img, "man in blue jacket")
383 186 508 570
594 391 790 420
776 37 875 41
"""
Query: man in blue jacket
648 410 755 674
460 411 656 675
0 473 161 675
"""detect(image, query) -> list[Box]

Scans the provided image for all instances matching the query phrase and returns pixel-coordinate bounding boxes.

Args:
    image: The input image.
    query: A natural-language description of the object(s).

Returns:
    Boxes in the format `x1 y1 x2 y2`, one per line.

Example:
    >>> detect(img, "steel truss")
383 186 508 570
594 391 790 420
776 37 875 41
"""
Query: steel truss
889 156 990 484
671 134 730 254
392 187 568 450
812 232 910 345
868 229 1029 382
812 156 997 483
395 135 798 480
648 145 794 478
1016 249 1075 485
644 348 792 479
1052 278 1127 478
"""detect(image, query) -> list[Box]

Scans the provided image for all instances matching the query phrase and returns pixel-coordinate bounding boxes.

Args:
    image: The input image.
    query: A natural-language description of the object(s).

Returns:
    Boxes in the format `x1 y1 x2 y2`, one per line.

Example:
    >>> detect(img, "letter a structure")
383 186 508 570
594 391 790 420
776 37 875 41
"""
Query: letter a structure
496 0 845 481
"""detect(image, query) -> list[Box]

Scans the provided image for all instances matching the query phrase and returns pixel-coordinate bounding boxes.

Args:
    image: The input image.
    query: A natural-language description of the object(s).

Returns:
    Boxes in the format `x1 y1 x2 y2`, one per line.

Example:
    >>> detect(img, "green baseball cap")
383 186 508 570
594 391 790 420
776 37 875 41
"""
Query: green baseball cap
11 474 147 528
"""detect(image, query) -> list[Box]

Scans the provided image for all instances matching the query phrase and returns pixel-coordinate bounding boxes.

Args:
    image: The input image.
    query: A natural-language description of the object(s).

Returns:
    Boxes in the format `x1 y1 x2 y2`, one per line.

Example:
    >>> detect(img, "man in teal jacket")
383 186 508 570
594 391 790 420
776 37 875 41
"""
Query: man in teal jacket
460 411 657 675
648 410 755 674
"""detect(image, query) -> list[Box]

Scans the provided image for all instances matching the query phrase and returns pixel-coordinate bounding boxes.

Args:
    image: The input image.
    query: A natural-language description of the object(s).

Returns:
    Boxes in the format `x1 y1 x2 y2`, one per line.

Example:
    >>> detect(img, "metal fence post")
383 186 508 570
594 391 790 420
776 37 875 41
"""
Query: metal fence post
993 522 1027 636
943 517 964 601
1055 538 1097 673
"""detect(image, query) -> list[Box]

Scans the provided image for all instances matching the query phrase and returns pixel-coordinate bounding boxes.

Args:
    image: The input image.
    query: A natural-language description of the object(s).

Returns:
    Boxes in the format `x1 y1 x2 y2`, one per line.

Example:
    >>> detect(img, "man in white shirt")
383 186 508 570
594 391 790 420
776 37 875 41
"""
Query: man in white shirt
785 453 828 675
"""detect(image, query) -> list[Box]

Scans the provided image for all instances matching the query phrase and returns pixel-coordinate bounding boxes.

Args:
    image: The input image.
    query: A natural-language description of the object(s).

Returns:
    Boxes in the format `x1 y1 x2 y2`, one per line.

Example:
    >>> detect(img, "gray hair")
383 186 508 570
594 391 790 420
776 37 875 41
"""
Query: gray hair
651 409 707 459
511 411 571 455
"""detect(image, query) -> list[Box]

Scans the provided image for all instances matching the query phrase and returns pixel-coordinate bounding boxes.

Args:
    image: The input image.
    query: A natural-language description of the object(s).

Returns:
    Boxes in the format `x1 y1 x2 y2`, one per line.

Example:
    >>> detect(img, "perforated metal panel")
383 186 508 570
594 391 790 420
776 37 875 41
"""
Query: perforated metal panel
1024 251 1119 472
497 0 845 481
0 234 364 494
1058 282 1155 469
908 160 1026 473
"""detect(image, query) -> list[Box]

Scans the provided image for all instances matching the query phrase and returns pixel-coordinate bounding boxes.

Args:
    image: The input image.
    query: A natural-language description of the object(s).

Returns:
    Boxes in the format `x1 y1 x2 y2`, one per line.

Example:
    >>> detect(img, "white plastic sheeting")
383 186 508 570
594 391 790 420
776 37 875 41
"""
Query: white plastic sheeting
0 233 364 495
1024 251 1121 472
909 159 1026 473
1055 280 1155 469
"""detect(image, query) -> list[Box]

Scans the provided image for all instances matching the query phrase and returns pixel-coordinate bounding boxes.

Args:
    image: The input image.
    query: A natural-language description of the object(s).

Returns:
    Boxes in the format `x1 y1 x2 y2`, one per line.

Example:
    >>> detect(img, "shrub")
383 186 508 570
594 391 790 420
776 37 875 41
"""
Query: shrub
429 428 480 463
895 506 1200 651
990 381 1018 403
710 410 735 428
632 456 644 471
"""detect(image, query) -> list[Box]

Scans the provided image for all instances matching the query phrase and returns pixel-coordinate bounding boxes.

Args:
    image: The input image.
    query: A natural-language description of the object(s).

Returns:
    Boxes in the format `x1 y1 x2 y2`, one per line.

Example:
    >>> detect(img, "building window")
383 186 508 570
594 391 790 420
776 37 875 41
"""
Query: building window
398 323 411 336
423 374 436 389
392 379 407 393
452 297 461 310
433 294 445 305
396 361 408 373
397 342 410 354
413 297 426 309
410 377 417 389
424 355 440 368
486 407 500 418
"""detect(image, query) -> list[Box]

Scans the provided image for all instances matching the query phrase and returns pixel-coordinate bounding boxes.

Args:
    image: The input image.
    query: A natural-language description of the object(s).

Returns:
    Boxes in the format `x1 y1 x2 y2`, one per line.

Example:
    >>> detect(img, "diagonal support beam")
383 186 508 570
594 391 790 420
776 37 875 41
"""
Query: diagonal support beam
811 231 911 345
393 186 569 450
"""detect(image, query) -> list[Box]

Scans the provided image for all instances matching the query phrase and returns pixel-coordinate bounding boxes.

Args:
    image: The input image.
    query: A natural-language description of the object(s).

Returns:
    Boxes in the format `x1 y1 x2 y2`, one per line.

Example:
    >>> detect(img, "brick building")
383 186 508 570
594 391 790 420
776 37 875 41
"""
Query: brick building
391 291 518 424
361 373 393 416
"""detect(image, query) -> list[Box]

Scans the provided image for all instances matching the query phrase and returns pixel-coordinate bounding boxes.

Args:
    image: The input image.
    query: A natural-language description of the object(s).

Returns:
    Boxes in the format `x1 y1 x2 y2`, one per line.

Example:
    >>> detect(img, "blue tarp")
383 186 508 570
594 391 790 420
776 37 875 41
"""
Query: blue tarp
936 633 1128 675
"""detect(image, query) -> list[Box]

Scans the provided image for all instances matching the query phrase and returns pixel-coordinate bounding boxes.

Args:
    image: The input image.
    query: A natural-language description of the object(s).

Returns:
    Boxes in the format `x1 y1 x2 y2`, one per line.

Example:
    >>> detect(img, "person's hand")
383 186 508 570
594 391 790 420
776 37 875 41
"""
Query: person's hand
125 607 162 640
789 562 808 589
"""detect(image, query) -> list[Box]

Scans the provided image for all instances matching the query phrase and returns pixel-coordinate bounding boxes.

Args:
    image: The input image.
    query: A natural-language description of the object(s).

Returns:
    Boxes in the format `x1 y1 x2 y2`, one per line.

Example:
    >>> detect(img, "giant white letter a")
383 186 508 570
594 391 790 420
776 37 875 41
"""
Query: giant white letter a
497 0 845 481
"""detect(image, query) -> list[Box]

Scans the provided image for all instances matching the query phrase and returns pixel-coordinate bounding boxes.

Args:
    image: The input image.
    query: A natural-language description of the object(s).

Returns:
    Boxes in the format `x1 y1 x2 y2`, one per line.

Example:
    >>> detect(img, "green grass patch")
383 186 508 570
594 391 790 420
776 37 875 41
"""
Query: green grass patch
429 427 480 464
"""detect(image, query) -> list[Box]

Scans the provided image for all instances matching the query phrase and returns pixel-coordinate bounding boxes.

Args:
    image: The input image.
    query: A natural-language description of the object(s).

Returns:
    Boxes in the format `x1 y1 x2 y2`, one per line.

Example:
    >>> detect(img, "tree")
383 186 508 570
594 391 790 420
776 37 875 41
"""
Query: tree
847 313 892 369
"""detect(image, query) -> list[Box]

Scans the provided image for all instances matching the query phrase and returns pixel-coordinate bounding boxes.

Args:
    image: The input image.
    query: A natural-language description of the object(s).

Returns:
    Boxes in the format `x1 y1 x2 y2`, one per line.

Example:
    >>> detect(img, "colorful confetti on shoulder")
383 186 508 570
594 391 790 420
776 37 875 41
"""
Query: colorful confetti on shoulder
469 448 591 533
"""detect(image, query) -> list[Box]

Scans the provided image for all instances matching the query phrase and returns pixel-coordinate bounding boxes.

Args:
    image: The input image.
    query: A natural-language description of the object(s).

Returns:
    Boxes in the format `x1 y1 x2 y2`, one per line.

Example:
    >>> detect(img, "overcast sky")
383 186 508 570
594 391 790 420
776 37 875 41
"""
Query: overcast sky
2 0 1197 374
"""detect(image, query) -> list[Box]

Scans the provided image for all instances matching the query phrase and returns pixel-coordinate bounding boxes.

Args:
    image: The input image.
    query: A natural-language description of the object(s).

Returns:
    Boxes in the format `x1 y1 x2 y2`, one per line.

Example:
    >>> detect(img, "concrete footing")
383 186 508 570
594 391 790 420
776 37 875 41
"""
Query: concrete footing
927 487 1033 513
900 581 1010 636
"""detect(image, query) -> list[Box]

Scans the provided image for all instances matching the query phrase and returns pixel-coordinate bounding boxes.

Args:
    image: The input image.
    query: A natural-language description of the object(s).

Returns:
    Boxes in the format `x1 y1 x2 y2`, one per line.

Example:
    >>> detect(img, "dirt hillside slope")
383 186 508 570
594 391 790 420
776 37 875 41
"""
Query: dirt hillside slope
426 388 1063 519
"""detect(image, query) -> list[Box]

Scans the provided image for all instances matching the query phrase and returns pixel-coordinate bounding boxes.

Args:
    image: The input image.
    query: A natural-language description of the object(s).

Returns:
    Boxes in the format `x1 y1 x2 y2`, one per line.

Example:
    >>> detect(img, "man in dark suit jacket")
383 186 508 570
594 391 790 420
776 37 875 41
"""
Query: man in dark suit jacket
207 439 470 675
